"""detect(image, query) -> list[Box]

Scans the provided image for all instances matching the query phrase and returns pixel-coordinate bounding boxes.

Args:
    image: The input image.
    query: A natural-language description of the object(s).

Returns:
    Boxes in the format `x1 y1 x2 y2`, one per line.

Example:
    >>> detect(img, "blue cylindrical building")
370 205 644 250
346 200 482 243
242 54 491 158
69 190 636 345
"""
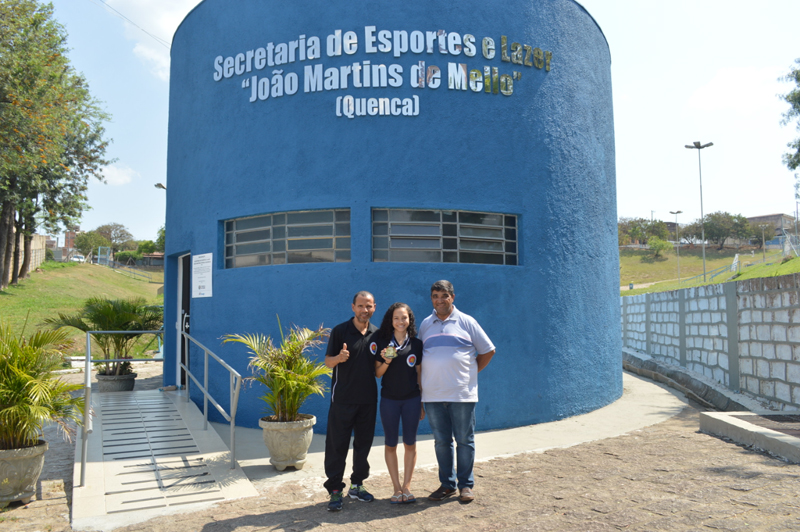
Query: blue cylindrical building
163 0 621 433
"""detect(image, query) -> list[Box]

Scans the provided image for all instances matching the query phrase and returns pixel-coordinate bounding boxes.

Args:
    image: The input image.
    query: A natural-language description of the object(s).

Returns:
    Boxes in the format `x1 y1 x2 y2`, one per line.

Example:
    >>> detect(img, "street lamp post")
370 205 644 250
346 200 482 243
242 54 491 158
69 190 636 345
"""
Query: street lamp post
760 224 768 262
670 210 682 283
685 141 713 281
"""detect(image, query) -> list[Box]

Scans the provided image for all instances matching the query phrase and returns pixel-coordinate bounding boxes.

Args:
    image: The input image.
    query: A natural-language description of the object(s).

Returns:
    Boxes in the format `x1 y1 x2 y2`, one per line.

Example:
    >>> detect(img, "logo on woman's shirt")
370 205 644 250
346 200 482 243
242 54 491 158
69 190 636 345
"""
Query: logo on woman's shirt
407 354 417 367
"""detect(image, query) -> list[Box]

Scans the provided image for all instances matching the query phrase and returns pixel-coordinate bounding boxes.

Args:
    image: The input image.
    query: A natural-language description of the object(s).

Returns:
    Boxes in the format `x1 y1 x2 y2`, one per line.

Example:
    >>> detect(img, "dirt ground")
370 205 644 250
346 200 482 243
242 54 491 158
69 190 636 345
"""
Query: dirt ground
4 364 800 531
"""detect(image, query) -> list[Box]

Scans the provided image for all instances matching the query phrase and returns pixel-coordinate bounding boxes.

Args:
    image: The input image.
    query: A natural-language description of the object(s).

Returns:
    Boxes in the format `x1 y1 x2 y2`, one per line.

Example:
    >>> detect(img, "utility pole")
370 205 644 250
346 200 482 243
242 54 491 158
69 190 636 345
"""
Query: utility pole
685 141 713 281
670 210 682 283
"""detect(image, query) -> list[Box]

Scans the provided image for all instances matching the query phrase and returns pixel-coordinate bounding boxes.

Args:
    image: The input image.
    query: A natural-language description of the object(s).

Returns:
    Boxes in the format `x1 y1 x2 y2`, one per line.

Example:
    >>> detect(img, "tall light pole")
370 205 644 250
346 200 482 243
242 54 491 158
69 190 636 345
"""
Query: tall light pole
685 141 713 281
670 210 682 283
760 224 768 262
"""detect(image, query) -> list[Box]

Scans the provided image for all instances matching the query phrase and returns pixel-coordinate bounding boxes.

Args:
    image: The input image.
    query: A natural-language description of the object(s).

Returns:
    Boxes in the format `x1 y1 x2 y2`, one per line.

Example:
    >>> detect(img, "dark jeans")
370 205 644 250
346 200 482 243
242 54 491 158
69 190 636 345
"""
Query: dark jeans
323 402 377 493
424 402 477 490
380 395 422 447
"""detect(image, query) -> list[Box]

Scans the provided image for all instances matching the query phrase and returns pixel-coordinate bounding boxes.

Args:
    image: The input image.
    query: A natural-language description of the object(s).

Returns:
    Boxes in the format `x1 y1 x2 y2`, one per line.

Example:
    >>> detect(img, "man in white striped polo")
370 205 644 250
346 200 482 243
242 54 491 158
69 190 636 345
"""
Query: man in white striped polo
419 280 495 504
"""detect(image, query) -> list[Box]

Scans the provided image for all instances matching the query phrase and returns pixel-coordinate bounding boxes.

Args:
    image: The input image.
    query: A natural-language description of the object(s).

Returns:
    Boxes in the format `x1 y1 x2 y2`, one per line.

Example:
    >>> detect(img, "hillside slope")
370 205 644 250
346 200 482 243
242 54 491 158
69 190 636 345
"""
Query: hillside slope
1 262 162 336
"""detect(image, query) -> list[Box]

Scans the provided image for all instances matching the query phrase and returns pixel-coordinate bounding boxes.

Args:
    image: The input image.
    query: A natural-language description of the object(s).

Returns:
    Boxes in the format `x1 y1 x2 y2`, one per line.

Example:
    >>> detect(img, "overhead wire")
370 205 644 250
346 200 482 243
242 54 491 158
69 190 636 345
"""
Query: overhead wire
83 0 171 49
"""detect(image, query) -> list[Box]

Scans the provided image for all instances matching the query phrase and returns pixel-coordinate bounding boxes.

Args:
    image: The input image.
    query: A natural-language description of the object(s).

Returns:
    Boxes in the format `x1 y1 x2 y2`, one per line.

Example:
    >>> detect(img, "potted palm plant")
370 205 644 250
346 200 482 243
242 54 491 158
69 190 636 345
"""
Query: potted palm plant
0 324 84 508
46 297 163 392
223 320 330 471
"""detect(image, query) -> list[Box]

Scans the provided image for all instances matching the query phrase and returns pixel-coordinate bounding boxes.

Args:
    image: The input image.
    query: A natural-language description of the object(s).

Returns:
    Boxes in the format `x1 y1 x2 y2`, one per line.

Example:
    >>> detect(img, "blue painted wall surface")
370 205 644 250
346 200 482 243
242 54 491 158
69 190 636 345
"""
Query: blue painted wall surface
164 0 621 433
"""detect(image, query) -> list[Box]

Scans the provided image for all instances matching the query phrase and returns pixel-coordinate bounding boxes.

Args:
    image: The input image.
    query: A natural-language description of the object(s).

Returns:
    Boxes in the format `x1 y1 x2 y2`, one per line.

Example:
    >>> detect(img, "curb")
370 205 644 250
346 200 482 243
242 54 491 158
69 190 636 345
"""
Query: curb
622 348 766 412
699 411 800 463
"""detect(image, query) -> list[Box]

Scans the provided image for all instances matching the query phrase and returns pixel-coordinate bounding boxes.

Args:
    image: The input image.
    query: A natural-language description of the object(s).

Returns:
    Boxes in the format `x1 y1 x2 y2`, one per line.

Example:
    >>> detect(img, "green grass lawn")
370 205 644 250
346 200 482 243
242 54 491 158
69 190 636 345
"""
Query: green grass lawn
0 261 163 354
622 252 800 296
619 246 785 286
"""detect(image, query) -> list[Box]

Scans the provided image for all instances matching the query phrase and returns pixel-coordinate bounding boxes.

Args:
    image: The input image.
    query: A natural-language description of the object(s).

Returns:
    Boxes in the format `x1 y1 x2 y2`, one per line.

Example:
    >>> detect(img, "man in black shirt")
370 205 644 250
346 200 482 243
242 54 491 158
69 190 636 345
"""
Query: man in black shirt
323 291 379 511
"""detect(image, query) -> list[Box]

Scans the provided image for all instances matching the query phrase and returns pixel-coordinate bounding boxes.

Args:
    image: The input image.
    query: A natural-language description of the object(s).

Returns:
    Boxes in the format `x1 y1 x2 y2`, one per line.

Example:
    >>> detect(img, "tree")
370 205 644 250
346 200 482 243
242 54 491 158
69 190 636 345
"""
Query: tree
74 231 110 258
155 225 165 253
646 220 669 241
137 240 156 255
618 217 650 246
648 236 671 258
731 214 753 250
94 223 134 253
782 58 800 172
0 0 111 289
682 220 702 245
703 211 735 250
682 212 750 250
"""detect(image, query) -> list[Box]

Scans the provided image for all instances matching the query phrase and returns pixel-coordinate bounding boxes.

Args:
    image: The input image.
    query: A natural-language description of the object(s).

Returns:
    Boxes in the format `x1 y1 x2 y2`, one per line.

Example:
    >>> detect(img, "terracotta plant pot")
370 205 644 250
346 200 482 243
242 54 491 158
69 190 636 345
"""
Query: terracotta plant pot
0 440 48 508
259 414 316 471
96 372 137 392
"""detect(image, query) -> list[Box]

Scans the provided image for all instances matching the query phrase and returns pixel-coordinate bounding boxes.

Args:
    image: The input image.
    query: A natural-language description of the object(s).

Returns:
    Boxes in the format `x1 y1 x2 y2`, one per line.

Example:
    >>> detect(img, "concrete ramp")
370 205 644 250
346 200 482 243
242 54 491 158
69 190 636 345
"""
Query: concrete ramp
72 390 258 531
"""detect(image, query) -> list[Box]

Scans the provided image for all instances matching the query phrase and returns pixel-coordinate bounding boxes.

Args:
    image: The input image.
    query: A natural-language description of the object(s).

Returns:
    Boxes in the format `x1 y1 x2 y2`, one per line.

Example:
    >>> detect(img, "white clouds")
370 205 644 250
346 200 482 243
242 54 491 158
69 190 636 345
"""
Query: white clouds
106 0 201 81
132 42 171 81
102 164 139 186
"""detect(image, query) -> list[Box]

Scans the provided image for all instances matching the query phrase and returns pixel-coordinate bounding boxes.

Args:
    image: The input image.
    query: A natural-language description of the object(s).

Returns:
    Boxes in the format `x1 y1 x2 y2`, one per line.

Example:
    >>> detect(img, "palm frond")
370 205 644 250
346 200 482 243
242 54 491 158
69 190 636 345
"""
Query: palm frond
223 320 331 422
0 323 86 450
43 297 163 376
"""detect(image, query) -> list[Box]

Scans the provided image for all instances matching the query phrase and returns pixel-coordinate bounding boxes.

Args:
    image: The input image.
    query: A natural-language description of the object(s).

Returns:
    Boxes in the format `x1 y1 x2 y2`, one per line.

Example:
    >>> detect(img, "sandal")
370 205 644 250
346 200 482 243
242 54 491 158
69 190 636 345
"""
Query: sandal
390 492 404 504
403 490 416 503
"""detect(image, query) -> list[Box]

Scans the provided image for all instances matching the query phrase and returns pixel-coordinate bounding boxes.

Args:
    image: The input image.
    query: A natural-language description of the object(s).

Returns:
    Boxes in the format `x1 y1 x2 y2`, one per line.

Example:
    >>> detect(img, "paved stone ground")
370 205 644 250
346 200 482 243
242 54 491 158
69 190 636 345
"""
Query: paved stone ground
4 365 800 531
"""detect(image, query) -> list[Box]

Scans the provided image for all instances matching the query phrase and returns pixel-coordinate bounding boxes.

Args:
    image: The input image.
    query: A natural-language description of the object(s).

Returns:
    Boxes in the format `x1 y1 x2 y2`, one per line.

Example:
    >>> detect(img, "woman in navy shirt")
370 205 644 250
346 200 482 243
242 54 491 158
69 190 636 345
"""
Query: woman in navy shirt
374 302 424 504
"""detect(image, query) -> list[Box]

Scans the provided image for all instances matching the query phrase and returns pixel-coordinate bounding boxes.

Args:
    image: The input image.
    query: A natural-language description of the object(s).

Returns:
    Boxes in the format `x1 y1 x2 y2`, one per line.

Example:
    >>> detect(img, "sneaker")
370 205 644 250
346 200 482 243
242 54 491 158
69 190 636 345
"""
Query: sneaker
428 485 457 501
348 484 375 502
459 487 475 502
327 490 343 511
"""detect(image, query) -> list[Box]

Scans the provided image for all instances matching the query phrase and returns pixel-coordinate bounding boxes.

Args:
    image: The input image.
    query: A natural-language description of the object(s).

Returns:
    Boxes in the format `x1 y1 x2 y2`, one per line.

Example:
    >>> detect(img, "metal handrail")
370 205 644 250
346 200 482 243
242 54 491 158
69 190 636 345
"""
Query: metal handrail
678 264 729 286
180 331 243 470
77 329 243 487
79 330 164 487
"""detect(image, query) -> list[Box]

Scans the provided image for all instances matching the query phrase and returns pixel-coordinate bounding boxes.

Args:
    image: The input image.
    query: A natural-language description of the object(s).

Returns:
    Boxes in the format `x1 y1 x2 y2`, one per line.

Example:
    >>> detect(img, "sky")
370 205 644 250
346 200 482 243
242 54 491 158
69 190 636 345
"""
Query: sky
47 0 800 241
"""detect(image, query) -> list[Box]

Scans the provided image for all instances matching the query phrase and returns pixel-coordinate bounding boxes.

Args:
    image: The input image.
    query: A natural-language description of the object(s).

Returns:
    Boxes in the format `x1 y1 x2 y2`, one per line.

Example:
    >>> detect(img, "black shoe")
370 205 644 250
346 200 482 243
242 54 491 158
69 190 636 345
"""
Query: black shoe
428 486 457 501
328 490 343 511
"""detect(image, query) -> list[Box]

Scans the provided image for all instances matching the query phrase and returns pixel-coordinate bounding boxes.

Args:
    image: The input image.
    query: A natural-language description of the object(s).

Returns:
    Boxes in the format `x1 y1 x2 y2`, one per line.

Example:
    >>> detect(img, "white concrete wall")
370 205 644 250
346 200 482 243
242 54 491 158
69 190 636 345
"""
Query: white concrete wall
621 273 800 411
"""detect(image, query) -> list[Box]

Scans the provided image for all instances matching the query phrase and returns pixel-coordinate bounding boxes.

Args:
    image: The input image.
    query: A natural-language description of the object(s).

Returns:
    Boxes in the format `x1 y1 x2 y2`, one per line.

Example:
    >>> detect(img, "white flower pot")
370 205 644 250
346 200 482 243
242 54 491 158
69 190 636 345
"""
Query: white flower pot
96 372 137 392
0 440 48 508
259 414 316 471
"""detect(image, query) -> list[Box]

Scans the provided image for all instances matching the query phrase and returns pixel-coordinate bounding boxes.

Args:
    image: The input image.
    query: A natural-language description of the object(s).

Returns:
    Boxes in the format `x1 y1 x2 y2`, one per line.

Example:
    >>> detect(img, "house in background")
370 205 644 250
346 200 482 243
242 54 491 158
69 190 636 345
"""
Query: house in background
747 213 796 236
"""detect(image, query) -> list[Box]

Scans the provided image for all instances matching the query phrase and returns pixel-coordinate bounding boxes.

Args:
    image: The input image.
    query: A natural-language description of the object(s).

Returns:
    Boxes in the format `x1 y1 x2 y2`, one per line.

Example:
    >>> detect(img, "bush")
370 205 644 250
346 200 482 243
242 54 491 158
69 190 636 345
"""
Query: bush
0 325 84 449
45 297 163 376
648 237 672 258
115 250 142 264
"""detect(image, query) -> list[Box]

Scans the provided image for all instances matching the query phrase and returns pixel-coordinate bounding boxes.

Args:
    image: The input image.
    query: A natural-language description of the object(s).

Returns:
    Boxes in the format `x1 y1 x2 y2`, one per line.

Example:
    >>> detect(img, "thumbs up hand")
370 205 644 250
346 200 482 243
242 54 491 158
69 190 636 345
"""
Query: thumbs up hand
338 343 350 364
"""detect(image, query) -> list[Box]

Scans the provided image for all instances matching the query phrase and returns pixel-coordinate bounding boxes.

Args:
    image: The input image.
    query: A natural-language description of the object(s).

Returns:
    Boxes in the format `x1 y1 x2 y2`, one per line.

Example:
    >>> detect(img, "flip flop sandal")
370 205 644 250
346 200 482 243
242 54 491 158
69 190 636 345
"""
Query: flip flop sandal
403 491 416 503
390 493 404 504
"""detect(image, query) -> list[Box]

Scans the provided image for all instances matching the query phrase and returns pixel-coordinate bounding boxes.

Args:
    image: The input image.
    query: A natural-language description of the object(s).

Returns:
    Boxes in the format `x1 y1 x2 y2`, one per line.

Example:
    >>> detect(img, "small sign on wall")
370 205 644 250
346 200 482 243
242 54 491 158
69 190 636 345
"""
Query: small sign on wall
192 253 213 298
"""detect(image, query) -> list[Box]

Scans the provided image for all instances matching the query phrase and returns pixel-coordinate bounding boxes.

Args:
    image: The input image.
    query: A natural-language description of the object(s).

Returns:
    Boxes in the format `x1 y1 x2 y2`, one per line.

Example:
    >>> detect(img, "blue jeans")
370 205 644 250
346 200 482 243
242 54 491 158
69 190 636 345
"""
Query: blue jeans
424 402 476 490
